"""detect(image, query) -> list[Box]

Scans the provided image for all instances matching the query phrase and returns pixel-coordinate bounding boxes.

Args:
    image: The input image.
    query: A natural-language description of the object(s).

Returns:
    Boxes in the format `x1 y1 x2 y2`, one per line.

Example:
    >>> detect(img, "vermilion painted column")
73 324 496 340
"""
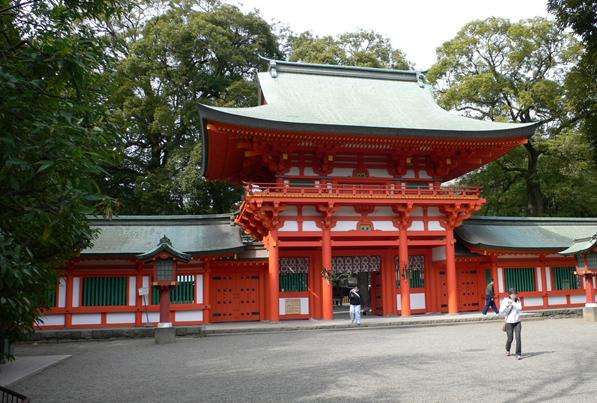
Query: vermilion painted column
321 228 333 320
159 286 171 325
446 229 458 314
585 274 595 304
267 230 280 322
399 227 411 316
203 259 211 323
382 251 397 316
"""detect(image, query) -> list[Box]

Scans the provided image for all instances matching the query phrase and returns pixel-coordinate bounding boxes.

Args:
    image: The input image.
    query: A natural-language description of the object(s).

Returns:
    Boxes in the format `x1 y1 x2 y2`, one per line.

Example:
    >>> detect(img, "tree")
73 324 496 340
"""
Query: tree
104 3 281 214
0 0 131 360
427 17 595 217
548 0 597 161
288 29 411 69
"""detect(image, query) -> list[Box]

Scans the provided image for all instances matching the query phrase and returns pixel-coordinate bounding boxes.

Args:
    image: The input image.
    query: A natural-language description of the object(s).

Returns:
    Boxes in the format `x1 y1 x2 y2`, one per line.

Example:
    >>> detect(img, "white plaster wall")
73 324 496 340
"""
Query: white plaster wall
570 295 586 304
72 313 101 325
427 207 441 216
302 206 318 216
332 221 358 231
128 276 136 306
402 169 415 179
280 206 298 216
428 221 444 231
411 207 424 216
72 277 80 307
279 220 299 231
372 206 393 216
279 298 309 315
106 312 135 324
336 206 360 216
142 276 151 307
535 268 543 291
368 168 392 178
432 246 446 262
58 277 66 308
196 274 204 304
302 221 320 231
287 166 300 176
411 293 426 309
419 170 431 179
408 221 424 231
37 314 65 326
498 268 505 293
523 297 543 307
396 294 401 310
175 310 203 322
142 312 160 324
545 268 552 290
548 296 566 305
329 167 353 177
304 167 316 176
372 221 398 231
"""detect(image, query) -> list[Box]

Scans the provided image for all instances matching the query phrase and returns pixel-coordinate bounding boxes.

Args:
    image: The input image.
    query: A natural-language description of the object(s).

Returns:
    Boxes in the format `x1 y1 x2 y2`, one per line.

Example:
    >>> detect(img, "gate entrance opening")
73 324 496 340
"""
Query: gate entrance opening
331 255 383 318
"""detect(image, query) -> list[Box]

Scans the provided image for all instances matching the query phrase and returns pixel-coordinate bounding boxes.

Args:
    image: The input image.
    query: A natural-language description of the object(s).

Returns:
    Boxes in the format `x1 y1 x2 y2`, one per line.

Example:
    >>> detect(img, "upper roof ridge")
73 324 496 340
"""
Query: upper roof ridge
260 57 421 83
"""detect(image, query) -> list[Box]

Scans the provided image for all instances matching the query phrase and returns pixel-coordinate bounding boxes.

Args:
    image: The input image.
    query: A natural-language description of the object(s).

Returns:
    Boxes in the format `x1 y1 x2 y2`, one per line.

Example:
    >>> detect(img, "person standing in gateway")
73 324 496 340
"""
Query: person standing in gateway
349 286 362 326
482 279 499 315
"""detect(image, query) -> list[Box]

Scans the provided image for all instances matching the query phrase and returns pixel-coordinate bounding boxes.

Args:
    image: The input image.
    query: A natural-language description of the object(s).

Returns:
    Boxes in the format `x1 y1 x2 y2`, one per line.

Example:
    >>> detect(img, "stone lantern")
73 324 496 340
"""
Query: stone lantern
137 235 191 343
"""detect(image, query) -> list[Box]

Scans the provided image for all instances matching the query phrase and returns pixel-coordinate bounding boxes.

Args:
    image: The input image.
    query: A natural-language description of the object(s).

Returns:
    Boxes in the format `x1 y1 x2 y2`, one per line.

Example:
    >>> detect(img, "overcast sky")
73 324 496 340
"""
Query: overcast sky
234 0 550 70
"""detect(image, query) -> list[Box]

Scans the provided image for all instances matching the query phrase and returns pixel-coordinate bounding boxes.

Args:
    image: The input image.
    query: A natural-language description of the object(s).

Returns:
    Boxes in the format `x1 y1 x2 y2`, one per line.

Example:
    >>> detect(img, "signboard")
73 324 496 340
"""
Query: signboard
284 298 302 315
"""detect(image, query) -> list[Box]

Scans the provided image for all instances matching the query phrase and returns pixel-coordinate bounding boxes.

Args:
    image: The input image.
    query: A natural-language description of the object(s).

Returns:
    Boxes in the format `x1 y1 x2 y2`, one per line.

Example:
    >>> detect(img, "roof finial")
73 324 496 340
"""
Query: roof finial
269 60 278 78
159 235 172 246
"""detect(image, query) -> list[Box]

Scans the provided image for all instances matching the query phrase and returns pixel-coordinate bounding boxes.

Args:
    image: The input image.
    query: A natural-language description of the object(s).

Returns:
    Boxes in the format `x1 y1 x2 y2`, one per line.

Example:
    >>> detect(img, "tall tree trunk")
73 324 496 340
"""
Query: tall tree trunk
524 142 545 216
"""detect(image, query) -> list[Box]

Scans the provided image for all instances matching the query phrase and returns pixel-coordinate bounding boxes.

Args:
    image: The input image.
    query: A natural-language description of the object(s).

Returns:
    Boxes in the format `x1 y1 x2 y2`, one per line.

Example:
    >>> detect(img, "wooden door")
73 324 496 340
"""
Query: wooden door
438 269 449 313
211 272 261 322
370 271 383 316
457 268 480 312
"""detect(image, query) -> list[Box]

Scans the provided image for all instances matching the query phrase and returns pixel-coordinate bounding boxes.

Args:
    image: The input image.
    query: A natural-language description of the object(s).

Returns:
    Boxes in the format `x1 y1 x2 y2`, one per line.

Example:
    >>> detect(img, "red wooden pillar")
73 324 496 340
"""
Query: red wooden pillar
446 229 458 314
203 259 212 323
158 286 171 325
65 273 73 328
382 250 397 316
399 227 411 316
585 274 595 305
321 228 333 320
267 230 280 322
135 261 143 327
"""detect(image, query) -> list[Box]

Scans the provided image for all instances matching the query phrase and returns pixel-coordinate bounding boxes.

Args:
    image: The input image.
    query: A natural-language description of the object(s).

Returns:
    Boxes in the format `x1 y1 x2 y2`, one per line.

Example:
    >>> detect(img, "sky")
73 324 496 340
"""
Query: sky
234 0 550 70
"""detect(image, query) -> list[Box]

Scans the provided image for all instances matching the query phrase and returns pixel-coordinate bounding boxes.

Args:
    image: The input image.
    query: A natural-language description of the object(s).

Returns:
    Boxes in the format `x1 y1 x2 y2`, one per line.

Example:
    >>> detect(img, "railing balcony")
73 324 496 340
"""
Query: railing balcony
243 182 482 200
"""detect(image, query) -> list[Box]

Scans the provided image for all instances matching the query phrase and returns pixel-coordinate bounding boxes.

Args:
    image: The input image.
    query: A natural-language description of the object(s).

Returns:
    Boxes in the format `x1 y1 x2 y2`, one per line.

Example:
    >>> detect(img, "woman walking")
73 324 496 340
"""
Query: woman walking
499 288 523 360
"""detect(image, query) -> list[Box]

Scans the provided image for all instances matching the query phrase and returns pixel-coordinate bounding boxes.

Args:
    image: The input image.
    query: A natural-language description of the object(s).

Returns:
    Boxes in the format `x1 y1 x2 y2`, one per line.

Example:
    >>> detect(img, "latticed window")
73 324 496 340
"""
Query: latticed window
333 256 381 273
588 253 597 268
83 277 127 306
505 268 536 292
280 257 309 292
395 255 425 288
152 275 196 304
156 259 174 281
552 267 580 290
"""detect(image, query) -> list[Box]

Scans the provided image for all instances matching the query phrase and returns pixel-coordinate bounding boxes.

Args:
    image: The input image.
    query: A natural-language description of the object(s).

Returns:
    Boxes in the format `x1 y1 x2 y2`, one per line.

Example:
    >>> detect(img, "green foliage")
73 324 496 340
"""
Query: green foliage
105 3 280 214
429 17 595 217
548 0 597 161
288 29 411 69
0 0 130 359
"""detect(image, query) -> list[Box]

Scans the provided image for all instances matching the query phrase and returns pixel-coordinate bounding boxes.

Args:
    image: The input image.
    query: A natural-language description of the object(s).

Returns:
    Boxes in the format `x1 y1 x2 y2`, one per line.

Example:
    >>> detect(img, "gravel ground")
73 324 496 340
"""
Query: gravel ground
11 318 597 402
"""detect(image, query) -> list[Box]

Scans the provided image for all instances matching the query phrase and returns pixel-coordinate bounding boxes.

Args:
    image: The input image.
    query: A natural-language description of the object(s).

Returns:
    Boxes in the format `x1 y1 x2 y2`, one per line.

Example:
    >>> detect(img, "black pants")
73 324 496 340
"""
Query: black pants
482 296 499 314
505 321 522 356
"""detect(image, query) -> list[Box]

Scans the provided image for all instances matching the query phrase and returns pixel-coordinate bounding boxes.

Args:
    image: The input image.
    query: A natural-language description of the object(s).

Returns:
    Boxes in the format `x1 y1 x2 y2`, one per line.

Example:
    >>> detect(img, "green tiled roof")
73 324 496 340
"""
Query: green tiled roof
198 58 538 139
456 216 597 251
559 234 597 255
83 214 245 256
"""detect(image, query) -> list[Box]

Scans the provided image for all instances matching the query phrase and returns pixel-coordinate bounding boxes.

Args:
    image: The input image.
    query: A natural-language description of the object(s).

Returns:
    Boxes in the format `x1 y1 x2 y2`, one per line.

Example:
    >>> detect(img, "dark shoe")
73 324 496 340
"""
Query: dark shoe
506 351 511 356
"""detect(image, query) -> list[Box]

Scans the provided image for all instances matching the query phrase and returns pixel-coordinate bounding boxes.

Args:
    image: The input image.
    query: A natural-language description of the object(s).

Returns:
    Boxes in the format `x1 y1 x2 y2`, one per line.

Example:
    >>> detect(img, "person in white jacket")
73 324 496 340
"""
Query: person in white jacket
499 288 523 360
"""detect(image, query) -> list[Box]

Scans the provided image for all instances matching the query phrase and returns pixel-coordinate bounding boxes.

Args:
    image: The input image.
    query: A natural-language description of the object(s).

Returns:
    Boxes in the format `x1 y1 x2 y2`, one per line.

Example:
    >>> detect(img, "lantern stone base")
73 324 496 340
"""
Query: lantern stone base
154 326 176 344
583 304 597 322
